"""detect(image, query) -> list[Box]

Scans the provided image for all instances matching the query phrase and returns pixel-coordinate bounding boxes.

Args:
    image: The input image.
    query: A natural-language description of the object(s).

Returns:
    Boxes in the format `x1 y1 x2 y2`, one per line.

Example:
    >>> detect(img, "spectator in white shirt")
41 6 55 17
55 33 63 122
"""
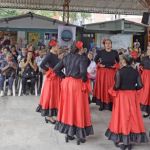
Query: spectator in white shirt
35 49 45 94
87 51 96 81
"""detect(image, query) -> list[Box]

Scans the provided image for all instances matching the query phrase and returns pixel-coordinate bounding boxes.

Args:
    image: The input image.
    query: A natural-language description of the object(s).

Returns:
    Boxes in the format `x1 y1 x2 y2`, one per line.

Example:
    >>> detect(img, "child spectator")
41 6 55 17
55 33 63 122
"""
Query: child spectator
87 51 96 80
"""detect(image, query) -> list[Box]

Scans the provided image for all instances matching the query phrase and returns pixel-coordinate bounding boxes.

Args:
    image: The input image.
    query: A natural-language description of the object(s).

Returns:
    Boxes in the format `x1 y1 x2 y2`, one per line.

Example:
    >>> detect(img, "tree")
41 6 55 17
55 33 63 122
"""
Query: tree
69 12 91 25
0 8 91 25
0 8 19 18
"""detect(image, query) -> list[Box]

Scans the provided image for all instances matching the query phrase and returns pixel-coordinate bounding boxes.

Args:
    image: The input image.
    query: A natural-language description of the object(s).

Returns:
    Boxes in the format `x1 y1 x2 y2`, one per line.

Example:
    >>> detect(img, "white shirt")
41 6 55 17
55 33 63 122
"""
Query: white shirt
87 61 96 80
35 56 44 72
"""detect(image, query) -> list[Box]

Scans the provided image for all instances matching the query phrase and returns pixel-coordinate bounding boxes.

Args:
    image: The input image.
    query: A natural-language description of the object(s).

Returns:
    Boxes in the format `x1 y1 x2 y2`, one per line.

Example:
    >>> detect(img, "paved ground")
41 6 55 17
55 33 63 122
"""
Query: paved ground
0 96 150 150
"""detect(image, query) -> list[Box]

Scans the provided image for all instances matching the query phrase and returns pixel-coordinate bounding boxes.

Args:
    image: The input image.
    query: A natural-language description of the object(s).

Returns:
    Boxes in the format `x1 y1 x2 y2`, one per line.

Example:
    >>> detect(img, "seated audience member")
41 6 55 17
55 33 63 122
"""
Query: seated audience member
17 48 28 63
35 49 45 93
0 53 17 96
0 49 5 65
11 46 18 63
2 47 10 57
20 51 37 95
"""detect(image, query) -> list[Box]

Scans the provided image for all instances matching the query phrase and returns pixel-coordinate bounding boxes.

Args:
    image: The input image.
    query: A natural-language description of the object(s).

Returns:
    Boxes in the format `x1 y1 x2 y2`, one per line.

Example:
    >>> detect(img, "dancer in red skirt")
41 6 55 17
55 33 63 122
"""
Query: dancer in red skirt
54 41 94 145
36 40 64 124
92 39 119 111
140 47 150 118
105 55 148 150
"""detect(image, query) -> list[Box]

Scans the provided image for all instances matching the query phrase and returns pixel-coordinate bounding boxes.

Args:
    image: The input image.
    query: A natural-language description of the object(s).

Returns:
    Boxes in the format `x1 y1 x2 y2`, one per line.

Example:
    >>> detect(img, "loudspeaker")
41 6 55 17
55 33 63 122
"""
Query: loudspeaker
142 12 150 25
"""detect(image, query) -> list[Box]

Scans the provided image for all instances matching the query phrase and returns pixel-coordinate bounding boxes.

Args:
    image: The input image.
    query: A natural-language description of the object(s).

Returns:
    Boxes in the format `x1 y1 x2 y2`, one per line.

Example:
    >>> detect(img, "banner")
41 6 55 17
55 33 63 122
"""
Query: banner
17 31 26 48
58 25 76 48
98 33 132 50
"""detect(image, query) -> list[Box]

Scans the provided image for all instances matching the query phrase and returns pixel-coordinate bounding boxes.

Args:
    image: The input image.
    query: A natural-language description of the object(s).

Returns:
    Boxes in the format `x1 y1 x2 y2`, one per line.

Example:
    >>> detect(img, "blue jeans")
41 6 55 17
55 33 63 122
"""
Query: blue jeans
0 74 14 91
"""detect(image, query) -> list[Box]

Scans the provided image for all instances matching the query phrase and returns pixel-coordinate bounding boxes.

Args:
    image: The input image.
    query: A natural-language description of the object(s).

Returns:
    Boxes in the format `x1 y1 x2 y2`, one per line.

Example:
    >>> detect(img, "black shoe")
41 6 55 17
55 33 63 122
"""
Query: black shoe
65 135 75 143
114 142 120 148
30 90 35 95
76 138 86 145
38 90 41 95
65 136 69 143
77 140 80 145
80 139 86 143
119 144 127 150
45 117 49 123
22 93 27 96
143 114 150 118
68 135 75 140
45 117 56 124
127 144 132 150
99 106 104 111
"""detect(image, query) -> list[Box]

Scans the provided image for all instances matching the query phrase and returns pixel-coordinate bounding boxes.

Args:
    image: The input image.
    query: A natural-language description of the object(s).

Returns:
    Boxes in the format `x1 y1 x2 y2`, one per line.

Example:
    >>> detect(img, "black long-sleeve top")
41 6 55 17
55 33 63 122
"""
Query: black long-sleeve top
114 66 143 90
40 52 64 78
40 52 60 71
94 49 119 67
54 53 87 82
141 56 150 70
81 52 91 68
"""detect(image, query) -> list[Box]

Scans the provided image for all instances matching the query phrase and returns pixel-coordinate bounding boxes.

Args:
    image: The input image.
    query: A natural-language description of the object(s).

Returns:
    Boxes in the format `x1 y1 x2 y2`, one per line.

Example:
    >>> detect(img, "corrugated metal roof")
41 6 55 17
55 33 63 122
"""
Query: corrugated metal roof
83 19 147 33
0 12 81 27
84 19 148 27
0 0 148 15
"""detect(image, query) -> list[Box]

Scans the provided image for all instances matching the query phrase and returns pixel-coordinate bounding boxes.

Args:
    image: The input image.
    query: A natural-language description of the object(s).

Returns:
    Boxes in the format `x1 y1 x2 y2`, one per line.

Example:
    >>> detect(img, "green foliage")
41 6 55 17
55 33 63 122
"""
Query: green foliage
0 8 20 18
69 12 91 24
32 10 55 18
0 8 91 24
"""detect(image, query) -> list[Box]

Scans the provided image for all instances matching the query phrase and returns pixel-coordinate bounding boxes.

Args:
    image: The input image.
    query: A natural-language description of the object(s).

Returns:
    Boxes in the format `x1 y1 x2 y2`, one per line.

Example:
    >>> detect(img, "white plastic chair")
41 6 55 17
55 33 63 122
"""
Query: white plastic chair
4 79 16 96
18 79 38 96
37 73 43 92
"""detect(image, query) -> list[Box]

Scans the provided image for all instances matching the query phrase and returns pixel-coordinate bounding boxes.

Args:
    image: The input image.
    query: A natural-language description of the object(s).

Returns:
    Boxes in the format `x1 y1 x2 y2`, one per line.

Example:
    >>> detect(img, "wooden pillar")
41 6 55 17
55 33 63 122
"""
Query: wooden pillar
147 27 150 47
63 0 70 24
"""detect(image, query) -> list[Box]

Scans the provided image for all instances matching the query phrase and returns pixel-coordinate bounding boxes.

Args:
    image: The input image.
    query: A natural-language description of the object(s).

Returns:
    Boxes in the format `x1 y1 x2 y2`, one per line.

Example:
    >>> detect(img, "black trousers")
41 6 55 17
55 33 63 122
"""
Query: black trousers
22 77 36 94
38 72 43 94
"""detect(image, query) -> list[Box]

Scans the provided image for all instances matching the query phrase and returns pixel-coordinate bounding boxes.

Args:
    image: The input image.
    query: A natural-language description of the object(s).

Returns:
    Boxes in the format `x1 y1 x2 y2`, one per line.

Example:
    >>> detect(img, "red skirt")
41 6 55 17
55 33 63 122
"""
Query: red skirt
105 90 148 145
140 69 150 114
55 77 94 139
36 68 61 117
92 67 116 110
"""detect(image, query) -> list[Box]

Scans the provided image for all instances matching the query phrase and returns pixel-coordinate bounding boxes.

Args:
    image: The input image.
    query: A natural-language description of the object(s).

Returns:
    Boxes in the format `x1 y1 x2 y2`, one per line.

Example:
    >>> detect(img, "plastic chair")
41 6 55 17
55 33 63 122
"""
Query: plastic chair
18 79 38 96
3 79 16 96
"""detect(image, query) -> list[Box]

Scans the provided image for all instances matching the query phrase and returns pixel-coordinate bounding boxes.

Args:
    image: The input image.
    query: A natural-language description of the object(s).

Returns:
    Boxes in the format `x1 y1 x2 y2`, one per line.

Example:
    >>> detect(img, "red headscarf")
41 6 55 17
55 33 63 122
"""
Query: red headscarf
130 50 138 59
49 40 57 47
75 41 83 50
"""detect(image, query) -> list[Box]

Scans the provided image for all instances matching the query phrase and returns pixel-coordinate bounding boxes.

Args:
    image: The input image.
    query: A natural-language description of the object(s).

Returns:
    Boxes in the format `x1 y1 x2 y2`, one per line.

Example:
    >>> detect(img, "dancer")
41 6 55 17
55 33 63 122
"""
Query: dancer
140 47 150 118
93 39 119 111
105 55 148 150
54 41 94 145
36 40 64 124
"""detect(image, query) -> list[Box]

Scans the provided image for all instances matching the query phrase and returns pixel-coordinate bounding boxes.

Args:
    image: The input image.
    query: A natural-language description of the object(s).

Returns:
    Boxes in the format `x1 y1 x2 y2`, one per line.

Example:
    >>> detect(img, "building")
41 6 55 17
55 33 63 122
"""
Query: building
82 19 148 51
0 12 81 48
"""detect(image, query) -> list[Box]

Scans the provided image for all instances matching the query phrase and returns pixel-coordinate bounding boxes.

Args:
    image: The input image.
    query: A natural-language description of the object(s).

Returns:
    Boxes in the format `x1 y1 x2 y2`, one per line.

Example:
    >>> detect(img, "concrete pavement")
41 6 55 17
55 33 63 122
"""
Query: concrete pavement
0 96 149 150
